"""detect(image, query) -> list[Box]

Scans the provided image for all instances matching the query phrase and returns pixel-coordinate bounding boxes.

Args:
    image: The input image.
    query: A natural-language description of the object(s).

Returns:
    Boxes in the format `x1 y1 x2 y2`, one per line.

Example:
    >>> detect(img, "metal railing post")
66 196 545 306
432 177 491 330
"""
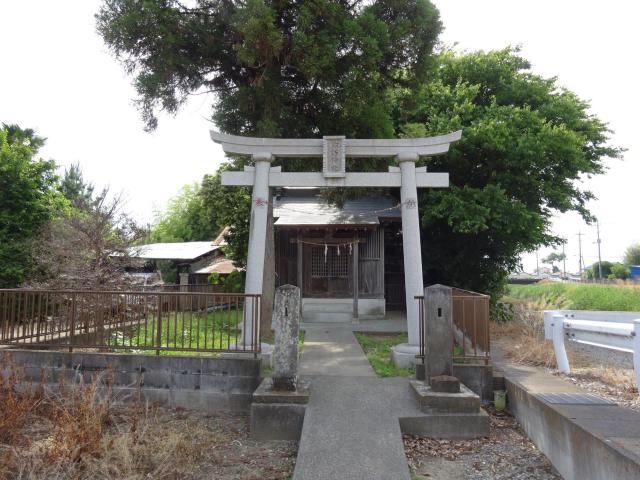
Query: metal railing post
68 292 77 353
156 294 163 356
552 314 570 373
256 295 262 357
634 320 640 391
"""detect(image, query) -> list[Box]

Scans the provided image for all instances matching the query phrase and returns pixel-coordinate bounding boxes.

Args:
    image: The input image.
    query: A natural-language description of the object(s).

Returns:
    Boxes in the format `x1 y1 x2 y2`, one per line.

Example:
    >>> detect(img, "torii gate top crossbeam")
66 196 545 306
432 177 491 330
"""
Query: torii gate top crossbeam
210 130 462 158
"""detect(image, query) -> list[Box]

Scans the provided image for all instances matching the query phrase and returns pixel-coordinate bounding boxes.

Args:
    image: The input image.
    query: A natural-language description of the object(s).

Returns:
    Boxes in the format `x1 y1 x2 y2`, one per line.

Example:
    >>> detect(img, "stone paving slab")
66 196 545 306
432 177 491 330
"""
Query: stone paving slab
294 327 424 480
299 326 376 377
293 375 421 480
301 315 408 333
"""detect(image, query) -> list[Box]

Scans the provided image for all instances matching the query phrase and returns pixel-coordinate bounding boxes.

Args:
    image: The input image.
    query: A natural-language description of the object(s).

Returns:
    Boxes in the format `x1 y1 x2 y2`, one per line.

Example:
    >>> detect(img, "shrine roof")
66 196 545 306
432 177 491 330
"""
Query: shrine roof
127 242 220 261
273 195 400 226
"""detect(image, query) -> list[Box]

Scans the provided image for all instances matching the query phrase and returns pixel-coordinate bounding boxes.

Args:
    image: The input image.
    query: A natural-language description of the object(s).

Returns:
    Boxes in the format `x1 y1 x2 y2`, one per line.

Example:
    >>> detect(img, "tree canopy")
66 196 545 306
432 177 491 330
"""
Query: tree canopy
403 49 621 293
30 188 144 289
98 1 621 296
97 0 442 136
0 124 67 287
624 243 640 266
586 261 629 281
151 183 220 243
60 162 95 208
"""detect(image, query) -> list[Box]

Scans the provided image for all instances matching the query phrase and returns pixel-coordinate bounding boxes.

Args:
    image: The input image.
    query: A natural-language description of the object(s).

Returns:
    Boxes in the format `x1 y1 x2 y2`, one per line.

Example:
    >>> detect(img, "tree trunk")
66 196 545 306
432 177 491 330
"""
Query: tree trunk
260 189 275 343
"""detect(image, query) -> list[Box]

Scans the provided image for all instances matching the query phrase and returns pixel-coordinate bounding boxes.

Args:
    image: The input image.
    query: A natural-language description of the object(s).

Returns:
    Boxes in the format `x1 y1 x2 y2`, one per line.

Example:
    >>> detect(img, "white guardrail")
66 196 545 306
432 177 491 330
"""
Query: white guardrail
544 310 640 390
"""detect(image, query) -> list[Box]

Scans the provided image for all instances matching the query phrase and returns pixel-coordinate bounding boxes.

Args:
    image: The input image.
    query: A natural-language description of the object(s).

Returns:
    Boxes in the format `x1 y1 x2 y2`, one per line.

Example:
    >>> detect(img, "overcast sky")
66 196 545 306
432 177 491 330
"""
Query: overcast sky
1 0 637 274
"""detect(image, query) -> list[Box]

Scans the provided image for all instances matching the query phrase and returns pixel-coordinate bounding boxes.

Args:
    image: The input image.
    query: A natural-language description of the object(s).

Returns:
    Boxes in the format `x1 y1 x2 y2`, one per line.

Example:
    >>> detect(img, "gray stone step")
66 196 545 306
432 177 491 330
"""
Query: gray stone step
410 380 482 414
400 411 490 439
302 301 354 322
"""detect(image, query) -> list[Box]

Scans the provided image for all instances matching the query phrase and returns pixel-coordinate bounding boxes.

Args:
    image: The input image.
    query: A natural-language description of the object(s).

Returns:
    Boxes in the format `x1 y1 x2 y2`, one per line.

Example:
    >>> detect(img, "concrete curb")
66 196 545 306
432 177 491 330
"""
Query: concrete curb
502 364 640 480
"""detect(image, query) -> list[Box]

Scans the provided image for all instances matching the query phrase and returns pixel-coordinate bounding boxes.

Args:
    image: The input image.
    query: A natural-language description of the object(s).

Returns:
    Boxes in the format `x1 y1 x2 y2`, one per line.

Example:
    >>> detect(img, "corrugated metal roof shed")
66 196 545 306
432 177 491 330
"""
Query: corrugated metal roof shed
273 195 400 226
128 242 220 261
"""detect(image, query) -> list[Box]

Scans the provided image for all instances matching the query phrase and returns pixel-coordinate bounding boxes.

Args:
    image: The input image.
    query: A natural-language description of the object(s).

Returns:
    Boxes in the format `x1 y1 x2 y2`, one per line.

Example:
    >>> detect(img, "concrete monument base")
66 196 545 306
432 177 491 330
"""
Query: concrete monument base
400 411 490 439
408 379 489 439
250 377 310 441
391 343 420 368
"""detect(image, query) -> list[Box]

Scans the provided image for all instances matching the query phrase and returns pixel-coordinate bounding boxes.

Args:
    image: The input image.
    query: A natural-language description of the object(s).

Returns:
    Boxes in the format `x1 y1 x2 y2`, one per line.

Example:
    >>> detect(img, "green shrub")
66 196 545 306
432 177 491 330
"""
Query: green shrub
491 301 515 322
208 270 244 293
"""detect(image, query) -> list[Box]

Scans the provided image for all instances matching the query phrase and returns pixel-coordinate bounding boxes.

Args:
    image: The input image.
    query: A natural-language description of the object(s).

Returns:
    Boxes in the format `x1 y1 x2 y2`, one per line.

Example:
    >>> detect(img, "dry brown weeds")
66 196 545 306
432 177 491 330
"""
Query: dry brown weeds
491 305 572 368
0 357 296 479
493 301 638 402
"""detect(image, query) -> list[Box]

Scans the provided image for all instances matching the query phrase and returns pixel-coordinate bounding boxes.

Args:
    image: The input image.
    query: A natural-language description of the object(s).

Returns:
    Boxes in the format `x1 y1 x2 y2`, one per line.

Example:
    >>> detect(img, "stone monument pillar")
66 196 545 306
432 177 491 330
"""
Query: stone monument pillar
250 285 310 441
272 284 301 390
424 284 453 379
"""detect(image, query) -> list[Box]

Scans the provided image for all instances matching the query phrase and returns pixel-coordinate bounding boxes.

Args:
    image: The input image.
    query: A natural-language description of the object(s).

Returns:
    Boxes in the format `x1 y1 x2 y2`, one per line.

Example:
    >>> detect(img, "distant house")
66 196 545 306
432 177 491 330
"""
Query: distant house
630 265 640 280
507 272 545 285
127 228 239 284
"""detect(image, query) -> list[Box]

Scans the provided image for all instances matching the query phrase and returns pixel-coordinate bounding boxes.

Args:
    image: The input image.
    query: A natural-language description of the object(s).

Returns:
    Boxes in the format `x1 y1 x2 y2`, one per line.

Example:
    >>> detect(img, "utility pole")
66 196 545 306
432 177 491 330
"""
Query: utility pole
562 242 567 279
577 231 584 276
596 221 603 280
536 250 540 276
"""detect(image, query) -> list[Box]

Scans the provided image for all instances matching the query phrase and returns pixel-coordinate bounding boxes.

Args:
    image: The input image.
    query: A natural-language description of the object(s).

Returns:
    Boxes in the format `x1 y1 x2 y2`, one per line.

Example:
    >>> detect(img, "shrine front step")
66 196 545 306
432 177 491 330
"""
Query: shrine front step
302 299 354 322
301 298 385 323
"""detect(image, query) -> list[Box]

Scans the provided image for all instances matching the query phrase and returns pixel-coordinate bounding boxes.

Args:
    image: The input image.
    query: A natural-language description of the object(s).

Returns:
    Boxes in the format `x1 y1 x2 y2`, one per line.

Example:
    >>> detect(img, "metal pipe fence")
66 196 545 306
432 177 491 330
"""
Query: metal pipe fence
451 288 490 363
416 286 490 364
0 289 261 355
135 284 226 293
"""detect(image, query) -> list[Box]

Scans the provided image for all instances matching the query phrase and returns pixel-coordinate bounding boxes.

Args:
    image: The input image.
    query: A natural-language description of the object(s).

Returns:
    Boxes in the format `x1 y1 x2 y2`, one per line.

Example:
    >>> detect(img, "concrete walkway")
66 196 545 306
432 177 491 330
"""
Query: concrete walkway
298 326 376 377
294 325 420 480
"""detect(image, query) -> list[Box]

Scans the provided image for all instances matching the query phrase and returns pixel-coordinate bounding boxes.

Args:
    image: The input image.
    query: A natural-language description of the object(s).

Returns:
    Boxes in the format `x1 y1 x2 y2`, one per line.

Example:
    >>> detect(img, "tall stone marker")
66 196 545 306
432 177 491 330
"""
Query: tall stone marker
272 284 301 391
251 284 308 441
424 284 453 379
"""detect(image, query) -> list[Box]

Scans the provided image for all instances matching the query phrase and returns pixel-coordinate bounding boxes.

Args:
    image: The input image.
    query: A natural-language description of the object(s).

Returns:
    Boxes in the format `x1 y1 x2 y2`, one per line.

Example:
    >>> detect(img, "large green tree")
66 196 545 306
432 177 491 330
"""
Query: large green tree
624 243 640 266
200 165 252 265
397 49 621 294
60 162 95 208
151 183 220 243
97 0 441 136
0 124 67 287
99 1 620 297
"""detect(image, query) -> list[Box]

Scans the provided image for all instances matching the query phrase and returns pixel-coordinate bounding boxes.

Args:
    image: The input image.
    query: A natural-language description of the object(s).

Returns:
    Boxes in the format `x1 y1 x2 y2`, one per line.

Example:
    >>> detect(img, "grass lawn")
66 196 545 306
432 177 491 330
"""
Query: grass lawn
113 308 243 356
506 282 640 311
354 332 415 377
109 310 306 358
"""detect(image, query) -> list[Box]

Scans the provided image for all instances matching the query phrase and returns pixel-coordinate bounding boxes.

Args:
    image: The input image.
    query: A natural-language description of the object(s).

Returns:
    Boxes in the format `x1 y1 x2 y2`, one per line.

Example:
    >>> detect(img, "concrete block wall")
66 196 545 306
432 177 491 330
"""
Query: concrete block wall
453 363 493 402
1 349 261 413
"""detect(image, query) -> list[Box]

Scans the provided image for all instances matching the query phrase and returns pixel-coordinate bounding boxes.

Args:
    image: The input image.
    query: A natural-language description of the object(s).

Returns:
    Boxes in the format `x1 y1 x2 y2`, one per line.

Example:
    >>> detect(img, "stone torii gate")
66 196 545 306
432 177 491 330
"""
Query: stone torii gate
211 130 462 361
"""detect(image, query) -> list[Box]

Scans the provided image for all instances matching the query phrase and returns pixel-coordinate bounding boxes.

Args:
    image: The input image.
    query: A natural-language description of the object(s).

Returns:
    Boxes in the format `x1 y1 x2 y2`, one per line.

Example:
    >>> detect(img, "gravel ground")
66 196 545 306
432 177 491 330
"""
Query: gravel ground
569 341 635 369
173 410 298 479
405 407 560 480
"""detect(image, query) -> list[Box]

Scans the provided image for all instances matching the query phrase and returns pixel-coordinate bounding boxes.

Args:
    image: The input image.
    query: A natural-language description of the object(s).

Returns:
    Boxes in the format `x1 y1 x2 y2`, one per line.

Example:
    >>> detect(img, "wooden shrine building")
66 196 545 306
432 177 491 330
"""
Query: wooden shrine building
273 189 405 322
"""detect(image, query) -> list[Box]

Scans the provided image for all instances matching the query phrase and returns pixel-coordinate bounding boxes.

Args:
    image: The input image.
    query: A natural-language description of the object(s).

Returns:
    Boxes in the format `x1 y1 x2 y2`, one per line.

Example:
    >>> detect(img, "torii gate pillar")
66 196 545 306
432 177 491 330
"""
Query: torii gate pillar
398 152 423 347
211 129 461 358
242 153 273 348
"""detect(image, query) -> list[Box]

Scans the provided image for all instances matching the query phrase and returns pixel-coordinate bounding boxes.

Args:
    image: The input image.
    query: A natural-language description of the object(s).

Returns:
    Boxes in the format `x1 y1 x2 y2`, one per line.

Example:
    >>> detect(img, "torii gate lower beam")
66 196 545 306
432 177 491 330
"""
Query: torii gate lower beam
211 131 462 361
